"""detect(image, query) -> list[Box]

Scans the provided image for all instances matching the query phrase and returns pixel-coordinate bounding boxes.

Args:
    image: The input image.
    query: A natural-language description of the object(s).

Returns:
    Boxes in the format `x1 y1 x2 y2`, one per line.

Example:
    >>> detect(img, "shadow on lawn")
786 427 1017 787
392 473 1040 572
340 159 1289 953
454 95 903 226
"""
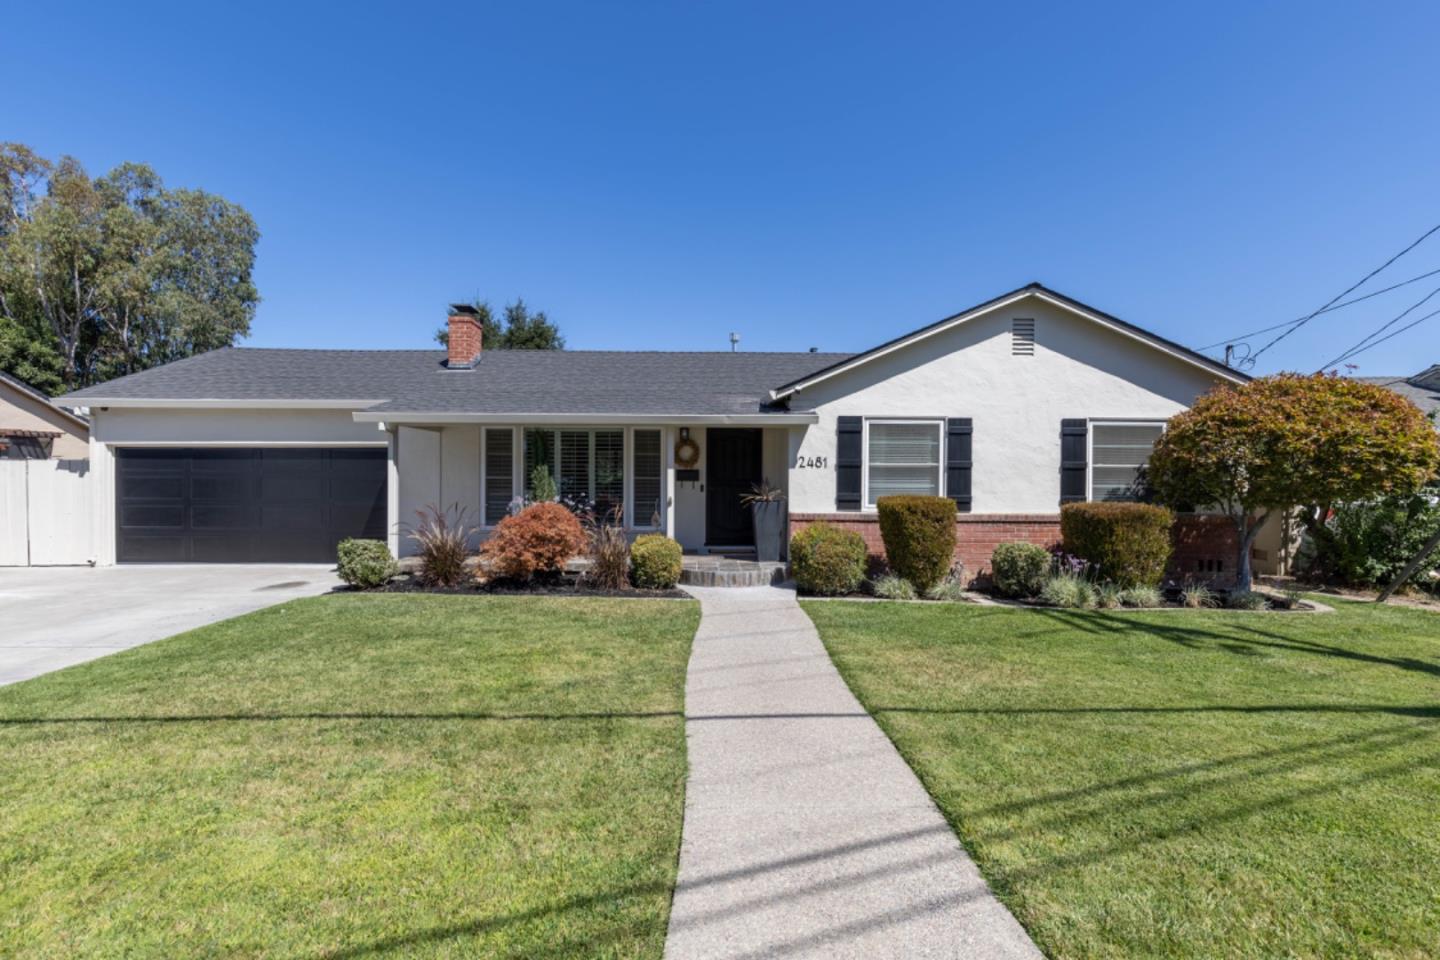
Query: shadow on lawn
0 709 683 725
1028 608 1440 679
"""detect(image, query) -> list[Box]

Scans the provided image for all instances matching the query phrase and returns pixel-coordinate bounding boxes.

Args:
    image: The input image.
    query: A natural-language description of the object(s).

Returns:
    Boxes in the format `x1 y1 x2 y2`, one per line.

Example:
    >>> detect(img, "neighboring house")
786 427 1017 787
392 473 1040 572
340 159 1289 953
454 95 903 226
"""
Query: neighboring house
57 282 1250 572
1359 366 1440 425
0 370 89 460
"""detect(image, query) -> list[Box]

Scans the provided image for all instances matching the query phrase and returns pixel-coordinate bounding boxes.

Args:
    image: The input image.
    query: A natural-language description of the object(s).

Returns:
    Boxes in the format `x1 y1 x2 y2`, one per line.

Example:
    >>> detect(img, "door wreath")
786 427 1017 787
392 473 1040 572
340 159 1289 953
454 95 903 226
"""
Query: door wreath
674 436 700 468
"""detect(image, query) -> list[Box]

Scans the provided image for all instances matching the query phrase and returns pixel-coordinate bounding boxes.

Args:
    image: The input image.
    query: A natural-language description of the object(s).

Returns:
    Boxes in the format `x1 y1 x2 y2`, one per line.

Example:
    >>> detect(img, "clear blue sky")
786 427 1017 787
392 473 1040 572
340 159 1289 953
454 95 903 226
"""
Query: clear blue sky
10 1 1439 376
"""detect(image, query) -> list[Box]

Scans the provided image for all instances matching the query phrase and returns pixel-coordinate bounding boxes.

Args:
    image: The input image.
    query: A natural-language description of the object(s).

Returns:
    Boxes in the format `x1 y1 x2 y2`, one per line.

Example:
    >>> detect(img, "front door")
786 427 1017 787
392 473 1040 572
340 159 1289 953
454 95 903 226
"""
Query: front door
706 428 763 547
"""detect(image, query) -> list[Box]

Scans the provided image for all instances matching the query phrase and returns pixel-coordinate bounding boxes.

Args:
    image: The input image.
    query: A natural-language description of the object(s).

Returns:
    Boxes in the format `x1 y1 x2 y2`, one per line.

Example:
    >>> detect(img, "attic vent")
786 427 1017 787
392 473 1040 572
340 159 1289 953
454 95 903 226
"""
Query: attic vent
1012 318 1035 356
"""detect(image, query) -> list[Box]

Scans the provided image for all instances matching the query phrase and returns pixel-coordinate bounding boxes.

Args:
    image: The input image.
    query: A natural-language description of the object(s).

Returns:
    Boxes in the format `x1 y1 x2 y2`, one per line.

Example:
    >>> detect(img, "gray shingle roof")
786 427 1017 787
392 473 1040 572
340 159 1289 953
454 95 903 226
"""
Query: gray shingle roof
58 347 853 416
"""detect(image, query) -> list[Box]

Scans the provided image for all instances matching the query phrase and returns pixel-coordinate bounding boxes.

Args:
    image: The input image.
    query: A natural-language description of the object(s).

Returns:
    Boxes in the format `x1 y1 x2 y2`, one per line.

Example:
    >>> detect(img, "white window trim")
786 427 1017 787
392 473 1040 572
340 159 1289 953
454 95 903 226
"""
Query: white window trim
860 417 945 511
1086 419 1167 503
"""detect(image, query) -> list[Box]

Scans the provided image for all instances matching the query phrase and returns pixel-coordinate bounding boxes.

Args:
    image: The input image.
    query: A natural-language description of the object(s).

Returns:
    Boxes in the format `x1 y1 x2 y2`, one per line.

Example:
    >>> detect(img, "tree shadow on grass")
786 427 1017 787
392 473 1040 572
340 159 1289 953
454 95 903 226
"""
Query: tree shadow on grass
1027 609 1440 679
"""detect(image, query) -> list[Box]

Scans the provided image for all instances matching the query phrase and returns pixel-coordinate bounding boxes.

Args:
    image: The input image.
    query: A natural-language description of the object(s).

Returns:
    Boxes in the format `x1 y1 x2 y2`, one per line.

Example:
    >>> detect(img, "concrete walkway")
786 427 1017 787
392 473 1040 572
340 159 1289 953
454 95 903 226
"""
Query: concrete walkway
665 585 1042 959
0 565 340 687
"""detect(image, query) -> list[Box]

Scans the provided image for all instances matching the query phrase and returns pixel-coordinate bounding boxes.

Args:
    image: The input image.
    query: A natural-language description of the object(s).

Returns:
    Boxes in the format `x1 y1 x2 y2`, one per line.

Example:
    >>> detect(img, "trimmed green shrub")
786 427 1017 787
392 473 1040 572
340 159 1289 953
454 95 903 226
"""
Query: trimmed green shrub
871 574 917 600
876 495 956 593
990 541 1051 597
790 522 867 596
1060 502 1174 588
336 538 397 589
631 534 682 589
1299 487 1440 588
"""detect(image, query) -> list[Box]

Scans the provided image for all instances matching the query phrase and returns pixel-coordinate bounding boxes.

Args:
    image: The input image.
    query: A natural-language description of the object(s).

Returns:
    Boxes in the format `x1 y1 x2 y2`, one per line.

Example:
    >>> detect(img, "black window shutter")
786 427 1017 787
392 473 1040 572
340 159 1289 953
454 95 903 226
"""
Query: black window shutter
835 416 862 511
945 418 973 513
1060 418 1088 503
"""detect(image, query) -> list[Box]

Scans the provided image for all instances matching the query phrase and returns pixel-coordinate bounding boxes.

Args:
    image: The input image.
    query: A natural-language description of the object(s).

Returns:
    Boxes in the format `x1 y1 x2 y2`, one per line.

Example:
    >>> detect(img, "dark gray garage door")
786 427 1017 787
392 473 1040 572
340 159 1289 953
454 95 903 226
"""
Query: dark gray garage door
116 447 387 563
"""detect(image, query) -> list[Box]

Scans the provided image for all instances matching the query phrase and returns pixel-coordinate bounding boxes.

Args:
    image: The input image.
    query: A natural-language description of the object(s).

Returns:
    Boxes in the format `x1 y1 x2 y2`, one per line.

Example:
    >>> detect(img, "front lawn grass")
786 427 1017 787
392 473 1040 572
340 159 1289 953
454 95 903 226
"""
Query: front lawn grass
0 594 699 959
801 599 1440 959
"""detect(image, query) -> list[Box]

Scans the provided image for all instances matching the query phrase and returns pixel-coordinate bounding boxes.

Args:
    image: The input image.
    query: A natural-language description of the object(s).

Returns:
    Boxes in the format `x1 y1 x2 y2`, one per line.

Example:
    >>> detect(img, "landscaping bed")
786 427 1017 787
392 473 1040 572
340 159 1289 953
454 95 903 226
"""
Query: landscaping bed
0 594 699 959
802 597 1440 958
376 570 688 600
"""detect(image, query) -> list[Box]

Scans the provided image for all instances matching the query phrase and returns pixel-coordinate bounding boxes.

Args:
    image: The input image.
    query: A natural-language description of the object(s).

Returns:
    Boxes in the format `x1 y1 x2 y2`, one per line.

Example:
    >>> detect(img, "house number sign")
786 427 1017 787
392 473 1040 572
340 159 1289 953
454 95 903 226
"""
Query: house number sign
794 455 829 469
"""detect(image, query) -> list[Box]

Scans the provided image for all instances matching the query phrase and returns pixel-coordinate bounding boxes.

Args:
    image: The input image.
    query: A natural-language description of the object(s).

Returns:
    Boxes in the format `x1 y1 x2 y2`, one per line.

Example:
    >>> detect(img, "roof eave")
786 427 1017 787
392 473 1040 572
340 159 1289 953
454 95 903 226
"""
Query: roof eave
354 411 820 426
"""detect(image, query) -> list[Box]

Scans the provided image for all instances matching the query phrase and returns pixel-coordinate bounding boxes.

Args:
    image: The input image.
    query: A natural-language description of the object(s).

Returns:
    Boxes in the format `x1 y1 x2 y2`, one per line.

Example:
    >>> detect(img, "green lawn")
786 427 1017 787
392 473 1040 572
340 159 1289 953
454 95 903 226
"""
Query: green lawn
0 594 699 960
802 599 1440 960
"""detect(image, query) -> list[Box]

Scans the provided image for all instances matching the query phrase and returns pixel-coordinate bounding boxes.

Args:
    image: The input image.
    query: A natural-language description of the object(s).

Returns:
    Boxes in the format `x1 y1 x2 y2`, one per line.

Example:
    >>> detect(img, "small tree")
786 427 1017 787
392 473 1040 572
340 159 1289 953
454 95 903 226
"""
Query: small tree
1148 374 1440 591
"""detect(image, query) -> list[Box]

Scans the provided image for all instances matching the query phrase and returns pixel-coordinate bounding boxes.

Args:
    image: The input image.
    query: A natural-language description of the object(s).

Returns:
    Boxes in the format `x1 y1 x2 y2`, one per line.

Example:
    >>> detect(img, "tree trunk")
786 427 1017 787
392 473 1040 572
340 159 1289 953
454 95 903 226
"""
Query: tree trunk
1376 526 1440 603
1234 511 1270 593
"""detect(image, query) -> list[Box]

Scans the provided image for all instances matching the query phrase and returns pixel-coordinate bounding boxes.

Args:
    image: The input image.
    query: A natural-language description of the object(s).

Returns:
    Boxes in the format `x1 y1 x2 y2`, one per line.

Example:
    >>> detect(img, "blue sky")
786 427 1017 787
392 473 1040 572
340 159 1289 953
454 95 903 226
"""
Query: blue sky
10 1 1439 376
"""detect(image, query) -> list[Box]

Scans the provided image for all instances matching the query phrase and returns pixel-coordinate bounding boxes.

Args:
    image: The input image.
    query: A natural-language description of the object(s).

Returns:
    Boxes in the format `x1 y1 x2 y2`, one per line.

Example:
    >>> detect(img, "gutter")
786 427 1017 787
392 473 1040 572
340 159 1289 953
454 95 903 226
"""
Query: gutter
352 411 820 426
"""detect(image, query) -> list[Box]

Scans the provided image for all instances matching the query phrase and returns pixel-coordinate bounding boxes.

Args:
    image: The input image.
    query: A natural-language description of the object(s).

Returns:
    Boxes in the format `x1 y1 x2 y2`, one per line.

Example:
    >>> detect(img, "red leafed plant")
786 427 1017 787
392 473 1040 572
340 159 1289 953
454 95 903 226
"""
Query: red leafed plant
481 501 588 581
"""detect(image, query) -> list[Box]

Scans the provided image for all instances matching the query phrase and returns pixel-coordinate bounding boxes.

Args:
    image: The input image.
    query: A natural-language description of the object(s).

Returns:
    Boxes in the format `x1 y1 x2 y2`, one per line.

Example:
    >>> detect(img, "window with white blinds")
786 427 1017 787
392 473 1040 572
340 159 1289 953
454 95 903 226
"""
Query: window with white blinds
483 428 514 525
632 430 662 527
865 420 942 506
1090 422 1164 501
523 428 625 511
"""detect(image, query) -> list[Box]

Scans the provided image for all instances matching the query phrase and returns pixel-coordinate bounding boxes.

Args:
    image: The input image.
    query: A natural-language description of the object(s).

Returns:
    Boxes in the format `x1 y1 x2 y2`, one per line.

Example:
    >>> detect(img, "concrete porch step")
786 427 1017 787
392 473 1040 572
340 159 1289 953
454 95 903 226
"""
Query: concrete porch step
680 556 790 588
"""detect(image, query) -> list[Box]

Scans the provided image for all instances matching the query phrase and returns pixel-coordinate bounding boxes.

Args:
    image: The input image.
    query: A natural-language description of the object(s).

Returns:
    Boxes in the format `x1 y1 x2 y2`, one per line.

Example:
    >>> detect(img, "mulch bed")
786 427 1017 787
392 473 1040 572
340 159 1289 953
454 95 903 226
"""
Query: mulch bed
369 573 688 600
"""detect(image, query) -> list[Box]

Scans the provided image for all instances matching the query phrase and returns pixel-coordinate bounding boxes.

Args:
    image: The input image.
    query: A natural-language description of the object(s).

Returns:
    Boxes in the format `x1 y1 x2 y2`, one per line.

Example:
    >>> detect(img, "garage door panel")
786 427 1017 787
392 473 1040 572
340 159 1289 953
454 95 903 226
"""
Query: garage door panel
117 447 387 563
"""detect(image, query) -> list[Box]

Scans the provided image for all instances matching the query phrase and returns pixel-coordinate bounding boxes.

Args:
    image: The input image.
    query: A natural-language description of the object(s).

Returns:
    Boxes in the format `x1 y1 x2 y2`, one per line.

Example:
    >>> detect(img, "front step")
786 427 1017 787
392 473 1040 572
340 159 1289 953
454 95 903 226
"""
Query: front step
680 558 789 588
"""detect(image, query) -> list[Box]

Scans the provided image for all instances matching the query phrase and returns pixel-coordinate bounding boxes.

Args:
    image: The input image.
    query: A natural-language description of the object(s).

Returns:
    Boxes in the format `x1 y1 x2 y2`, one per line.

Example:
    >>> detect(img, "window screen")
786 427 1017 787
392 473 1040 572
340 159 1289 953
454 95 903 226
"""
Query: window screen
484 428 514 525
866 421 941 505
632 430 662 526
1091 422 1164 501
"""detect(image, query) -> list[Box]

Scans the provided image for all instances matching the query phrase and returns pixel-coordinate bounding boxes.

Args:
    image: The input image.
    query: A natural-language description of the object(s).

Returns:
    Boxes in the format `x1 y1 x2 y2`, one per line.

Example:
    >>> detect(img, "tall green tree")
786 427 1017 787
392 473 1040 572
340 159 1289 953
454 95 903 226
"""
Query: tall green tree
0 143 259 390
434 297 565 350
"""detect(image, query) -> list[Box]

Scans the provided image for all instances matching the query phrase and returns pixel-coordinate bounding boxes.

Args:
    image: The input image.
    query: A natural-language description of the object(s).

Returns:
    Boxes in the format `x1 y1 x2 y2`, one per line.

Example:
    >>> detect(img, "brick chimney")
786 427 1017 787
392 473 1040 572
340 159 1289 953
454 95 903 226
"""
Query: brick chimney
446 304 483 369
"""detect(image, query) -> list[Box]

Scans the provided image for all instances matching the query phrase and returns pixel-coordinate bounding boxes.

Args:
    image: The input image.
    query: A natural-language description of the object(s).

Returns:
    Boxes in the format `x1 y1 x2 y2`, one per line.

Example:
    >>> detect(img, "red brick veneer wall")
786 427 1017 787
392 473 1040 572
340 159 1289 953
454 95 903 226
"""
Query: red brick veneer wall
790 511 1240 586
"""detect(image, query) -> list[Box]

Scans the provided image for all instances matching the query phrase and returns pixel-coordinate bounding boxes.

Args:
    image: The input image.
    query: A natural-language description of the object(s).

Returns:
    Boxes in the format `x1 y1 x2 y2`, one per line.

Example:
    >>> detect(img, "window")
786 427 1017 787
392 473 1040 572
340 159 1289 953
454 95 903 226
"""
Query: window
524 428 625 515
865 420 942 506
483 428 513 525
632 430 662 527
1090 422 1164 501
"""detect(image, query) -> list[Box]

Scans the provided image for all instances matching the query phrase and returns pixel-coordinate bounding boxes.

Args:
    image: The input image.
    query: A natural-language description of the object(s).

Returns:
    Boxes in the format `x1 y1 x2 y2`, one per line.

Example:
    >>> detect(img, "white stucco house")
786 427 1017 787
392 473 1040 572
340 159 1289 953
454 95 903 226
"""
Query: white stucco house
57 283 1252 575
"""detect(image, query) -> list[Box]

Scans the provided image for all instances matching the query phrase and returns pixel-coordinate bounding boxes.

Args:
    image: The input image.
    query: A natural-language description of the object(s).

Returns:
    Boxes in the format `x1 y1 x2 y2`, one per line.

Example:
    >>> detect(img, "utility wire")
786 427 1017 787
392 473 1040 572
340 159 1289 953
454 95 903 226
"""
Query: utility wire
1196 265 1440 351
1248 221 1440 362
1319 290 1440 370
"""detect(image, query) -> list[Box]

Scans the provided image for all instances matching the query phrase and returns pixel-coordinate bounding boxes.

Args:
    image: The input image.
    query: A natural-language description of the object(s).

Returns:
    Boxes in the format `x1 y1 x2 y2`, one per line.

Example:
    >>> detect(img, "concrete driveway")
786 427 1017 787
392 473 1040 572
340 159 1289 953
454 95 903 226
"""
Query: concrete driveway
0 565 342 687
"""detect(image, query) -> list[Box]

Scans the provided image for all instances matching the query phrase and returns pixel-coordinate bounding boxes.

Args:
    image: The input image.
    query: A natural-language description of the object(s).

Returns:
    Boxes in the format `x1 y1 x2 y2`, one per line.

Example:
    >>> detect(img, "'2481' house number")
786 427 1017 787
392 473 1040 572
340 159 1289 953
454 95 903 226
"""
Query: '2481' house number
794 455 828 469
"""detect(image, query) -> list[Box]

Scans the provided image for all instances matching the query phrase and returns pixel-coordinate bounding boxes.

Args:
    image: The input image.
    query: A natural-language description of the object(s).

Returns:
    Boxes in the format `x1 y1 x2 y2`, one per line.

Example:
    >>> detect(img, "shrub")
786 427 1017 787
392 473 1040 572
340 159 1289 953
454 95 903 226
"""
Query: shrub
1299 487 1440 588
790 522 868 596
336 538 397 589
1118 585 1164 608
870 574 917 600
1226 589 1268 610
405 504 474 587
631 534 682 589
1040 573 1095 609
990 542 1051 597
582 508 630 591
482 501 587 581
1181 583 1218 609
529 463 558 503
1060 502 1174 588
876 495 956 593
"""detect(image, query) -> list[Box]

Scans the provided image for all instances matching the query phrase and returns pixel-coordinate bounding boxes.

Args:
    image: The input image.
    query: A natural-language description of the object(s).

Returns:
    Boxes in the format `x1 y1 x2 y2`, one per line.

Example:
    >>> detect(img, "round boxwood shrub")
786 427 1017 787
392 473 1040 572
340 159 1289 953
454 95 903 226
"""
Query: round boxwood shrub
337 538 398 589
631 534 683 589
1060 502 1174 588
790 522 867 595
876 495 956 593
989 541 1050 597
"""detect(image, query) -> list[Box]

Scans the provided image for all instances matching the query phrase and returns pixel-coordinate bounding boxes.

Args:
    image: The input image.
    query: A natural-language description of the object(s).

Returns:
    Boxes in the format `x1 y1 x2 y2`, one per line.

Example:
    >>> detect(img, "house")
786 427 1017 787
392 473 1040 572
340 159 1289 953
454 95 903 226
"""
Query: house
57 282 1249 572
1359 366 1440 424
1 370 89 460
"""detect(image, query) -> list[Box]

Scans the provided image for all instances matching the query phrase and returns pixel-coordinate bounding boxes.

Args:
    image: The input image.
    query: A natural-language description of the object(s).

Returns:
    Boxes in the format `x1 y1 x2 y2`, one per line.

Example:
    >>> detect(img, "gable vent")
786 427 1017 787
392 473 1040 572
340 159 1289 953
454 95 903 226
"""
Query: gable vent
1012 318 1035 356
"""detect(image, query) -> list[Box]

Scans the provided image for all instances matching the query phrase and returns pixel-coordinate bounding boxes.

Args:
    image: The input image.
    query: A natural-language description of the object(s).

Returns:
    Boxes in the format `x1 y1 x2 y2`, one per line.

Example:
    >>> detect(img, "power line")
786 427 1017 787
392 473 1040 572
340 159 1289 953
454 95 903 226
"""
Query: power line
1319 292 1440 370
1248 221 1440 362
1195 265 1440 352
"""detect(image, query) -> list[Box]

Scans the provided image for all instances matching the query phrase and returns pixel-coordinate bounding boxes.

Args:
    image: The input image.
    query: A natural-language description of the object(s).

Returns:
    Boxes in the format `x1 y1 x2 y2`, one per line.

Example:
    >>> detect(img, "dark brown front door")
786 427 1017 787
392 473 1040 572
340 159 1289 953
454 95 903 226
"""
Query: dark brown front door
706 429 762 547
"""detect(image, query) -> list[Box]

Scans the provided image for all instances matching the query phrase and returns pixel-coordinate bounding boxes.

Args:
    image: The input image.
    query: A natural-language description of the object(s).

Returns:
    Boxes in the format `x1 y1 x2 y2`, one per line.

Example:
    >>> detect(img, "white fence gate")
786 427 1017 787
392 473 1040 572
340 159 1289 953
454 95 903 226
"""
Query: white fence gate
0 459 93 566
